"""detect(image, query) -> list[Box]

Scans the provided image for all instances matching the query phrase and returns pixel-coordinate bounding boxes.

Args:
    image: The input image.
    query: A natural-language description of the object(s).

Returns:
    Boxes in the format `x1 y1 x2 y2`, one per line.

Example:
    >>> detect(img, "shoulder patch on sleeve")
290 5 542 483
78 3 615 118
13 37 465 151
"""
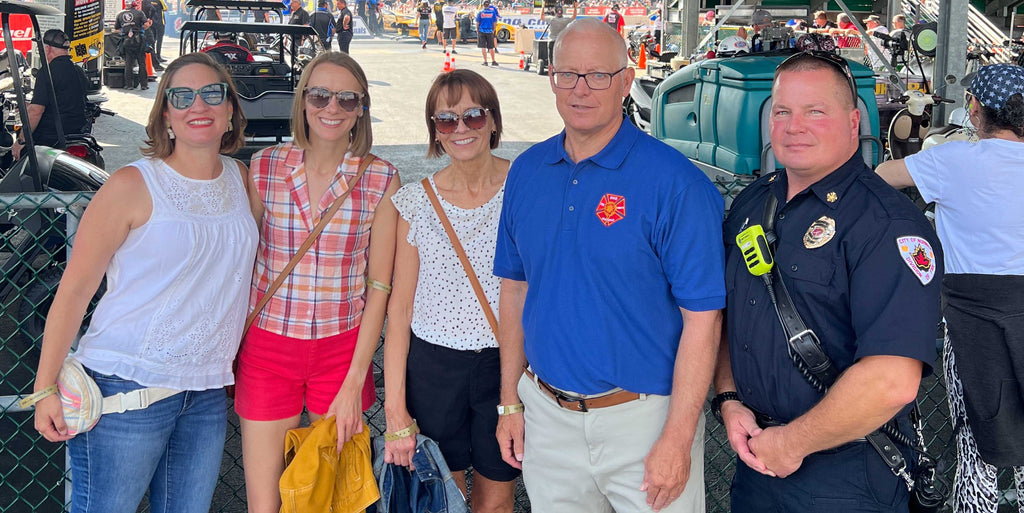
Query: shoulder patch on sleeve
896 236 936 285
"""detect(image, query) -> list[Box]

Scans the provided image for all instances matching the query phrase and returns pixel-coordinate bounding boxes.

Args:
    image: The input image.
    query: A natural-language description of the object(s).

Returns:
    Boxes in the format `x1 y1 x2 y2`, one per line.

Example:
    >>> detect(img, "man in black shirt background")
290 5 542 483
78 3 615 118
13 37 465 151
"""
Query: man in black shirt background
142 0 166 69
12 30 88 159
114 0 151 90
335 0 354 53
289 0 310 25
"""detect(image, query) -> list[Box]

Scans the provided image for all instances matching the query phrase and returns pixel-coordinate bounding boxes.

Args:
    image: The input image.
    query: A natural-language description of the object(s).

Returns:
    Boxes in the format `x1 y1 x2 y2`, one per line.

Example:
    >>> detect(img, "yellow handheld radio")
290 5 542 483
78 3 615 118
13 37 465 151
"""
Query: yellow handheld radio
736 224 774 277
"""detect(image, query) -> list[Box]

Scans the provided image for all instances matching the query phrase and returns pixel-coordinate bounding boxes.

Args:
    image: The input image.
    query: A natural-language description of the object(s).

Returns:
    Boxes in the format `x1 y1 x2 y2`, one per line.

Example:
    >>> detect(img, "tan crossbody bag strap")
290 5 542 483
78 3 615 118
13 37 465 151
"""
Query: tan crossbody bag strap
242 154 377 337
420 177 499 339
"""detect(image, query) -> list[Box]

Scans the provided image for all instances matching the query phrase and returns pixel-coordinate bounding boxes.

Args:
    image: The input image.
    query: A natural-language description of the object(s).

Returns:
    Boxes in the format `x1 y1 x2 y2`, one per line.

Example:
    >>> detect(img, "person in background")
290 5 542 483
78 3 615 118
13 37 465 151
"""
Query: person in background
310 0 336 48
649 7 662 47
289 0 311 25
700 9 715 26
748 9 773 52
832 13 861 47
442 0 459 54
142 0 167 68
11 29 88 160
417 0 433 49
494 19 723 513
114 0 152 90
202 32 255 63
540 2 577 41
892 13 909 30
367 0 381 36
876 63 1024 513
356 0 367 26
383 68 518 513
603 3 625 37
433 0 445 46
336 0 354 52
835 12 854 31
28 51 255 513
811 10 836 29
476 0 499 66
863 14 888 35
237 51 400 513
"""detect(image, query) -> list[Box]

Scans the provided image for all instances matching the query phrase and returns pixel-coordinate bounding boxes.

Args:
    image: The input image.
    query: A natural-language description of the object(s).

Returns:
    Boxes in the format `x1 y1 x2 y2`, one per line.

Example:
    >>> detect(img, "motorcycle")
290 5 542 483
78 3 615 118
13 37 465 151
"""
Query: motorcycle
0 86 110 171
921 106 977 152
0 1 110 346
887 89 955 159
627 26 658 65
624 74 660 133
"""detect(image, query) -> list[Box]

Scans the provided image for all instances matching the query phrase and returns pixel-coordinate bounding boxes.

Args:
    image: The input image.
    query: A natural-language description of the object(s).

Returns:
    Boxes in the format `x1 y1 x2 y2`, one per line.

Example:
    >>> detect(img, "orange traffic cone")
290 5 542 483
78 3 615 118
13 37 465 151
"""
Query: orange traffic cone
449 53 456 71
637 46 646 69
443 52 451 72
145 53 155 81
655 44 661 54
519 51 525 69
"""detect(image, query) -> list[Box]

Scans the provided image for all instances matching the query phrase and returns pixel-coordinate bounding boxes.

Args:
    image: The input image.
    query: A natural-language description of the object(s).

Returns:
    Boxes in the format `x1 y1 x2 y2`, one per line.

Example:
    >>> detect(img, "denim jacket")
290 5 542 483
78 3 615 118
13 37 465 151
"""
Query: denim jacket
372 434 468 513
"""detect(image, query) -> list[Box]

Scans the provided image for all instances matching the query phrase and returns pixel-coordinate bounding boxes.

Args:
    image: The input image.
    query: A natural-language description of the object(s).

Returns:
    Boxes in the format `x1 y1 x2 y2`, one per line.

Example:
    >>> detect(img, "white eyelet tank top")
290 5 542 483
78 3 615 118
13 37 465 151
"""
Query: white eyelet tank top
74 156 259 390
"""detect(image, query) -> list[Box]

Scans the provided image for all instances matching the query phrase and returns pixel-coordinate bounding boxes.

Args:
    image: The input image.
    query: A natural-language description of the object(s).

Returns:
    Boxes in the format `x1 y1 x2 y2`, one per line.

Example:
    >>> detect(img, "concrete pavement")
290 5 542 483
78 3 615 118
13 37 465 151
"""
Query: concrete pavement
95 35 567 185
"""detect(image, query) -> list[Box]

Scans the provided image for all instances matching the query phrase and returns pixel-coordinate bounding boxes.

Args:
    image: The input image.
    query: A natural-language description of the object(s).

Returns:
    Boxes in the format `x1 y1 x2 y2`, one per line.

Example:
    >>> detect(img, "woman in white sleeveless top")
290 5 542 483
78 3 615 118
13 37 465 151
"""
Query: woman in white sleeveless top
29 53 259 513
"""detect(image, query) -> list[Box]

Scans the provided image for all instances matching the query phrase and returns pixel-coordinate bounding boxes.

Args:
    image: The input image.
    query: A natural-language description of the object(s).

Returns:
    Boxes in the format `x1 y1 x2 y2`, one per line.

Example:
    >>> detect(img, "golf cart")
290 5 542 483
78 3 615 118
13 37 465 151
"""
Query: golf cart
185 0 287 24
651 48 881 190
179 20 324 149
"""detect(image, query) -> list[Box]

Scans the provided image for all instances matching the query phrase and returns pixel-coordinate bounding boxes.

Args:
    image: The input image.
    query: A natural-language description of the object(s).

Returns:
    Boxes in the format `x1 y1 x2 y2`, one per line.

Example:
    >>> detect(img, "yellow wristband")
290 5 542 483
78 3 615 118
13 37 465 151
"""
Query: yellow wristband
18 385 58 409
384 419 419 442
367 278 392 295
497 403 524 415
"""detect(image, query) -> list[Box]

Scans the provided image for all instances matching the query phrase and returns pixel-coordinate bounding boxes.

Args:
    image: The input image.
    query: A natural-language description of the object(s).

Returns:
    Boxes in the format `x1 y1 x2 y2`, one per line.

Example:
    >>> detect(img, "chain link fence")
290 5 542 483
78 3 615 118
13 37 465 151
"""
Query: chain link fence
1 186 1019 513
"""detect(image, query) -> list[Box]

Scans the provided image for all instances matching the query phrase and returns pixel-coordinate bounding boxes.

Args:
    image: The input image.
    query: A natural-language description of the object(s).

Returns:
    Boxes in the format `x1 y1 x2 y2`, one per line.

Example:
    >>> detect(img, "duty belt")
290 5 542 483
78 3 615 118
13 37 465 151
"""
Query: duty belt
524 368 643 412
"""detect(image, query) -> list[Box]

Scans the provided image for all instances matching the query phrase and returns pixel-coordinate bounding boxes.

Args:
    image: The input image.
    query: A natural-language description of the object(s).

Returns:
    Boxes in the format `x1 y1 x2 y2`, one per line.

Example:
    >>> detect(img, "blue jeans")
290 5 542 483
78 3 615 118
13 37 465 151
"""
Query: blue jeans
67 368 227 513
419 20 430 44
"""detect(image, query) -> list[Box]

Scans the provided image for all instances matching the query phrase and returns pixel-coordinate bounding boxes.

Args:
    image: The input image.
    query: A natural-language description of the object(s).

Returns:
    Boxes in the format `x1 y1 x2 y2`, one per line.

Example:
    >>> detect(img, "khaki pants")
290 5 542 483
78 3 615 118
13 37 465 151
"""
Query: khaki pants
517 373 705 513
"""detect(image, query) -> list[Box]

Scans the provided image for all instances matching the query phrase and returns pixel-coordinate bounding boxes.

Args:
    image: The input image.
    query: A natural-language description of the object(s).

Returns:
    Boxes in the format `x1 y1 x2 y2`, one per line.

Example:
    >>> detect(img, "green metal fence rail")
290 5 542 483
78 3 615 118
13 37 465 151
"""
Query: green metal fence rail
1 188 1019 513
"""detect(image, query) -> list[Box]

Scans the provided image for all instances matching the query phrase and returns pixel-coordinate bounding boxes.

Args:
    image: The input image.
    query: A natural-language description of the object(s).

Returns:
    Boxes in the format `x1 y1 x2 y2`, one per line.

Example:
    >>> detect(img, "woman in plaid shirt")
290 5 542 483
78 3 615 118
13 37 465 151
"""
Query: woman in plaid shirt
235 52 401 513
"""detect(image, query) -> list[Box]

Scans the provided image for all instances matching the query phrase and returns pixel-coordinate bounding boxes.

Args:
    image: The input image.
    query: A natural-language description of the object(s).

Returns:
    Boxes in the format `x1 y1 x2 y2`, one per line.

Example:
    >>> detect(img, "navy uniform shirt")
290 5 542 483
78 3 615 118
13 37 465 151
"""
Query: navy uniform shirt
724 154 942 423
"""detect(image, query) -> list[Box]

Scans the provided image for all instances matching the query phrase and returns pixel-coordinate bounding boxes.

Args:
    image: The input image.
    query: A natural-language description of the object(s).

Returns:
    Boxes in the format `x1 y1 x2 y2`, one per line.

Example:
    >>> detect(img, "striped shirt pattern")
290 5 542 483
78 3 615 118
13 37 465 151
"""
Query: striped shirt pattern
249 142 396 340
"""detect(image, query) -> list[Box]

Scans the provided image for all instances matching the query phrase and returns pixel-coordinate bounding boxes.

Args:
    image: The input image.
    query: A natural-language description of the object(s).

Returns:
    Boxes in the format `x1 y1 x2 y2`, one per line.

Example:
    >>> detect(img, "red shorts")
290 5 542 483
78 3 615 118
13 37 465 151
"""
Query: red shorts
234 325 376 421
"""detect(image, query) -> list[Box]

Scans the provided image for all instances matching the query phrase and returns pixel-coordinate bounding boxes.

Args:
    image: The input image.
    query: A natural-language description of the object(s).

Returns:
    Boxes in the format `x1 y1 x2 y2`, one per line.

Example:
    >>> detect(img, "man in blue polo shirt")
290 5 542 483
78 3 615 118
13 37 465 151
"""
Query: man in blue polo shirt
476 0 499 66
493 18 724 513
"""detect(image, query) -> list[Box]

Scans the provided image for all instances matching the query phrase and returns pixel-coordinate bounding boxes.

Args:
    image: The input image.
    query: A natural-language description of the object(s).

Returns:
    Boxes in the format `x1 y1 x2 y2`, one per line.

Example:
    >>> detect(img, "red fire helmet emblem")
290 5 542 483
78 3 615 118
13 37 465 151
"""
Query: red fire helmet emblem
595 193 626 227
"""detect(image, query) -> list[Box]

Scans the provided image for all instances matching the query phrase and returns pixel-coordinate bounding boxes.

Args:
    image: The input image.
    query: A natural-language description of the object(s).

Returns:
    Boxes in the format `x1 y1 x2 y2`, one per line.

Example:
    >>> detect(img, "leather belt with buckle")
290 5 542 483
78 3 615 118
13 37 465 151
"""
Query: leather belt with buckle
524 368 643 412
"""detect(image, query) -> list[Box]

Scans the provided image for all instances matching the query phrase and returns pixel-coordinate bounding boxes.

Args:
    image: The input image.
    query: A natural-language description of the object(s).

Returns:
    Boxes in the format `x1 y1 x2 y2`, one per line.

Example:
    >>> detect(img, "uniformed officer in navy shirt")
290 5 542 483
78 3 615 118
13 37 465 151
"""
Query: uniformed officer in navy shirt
713 52 943 512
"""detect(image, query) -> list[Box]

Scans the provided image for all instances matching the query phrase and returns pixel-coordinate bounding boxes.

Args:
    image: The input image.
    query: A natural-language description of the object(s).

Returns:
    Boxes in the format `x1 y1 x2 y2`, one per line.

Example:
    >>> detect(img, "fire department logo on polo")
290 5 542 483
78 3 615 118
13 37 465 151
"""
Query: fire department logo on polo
897 236 935 285
595 193 625 227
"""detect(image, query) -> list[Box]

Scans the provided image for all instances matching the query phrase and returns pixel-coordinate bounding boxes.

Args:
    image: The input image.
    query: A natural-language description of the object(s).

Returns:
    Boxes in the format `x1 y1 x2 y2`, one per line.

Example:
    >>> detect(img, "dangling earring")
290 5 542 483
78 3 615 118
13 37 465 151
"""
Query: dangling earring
226 123 233 132
167 125 175 139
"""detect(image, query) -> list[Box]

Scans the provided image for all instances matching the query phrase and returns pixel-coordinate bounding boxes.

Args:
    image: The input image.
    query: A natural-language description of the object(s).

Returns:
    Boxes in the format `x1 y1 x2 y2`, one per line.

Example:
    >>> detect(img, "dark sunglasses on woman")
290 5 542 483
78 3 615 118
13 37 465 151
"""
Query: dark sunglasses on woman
304 87 365 111
165 82 229 110
431 107 490 134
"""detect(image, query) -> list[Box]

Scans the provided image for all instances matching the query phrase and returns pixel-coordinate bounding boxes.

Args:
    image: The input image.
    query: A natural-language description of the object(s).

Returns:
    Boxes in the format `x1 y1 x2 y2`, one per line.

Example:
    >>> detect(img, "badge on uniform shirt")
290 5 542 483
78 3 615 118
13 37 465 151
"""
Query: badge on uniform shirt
897 236 936 285
595 193 626 227
803 216 836 249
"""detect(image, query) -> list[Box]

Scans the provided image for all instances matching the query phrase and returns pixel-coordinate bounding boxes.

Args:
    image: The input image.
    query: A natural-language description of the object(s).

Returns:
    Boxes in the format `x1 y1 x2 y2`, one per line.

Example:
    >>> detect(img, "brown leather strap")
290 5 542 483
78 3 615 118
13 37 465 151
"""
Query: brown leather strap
420 177 500 340
243 154 377 337
524 368 642 412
